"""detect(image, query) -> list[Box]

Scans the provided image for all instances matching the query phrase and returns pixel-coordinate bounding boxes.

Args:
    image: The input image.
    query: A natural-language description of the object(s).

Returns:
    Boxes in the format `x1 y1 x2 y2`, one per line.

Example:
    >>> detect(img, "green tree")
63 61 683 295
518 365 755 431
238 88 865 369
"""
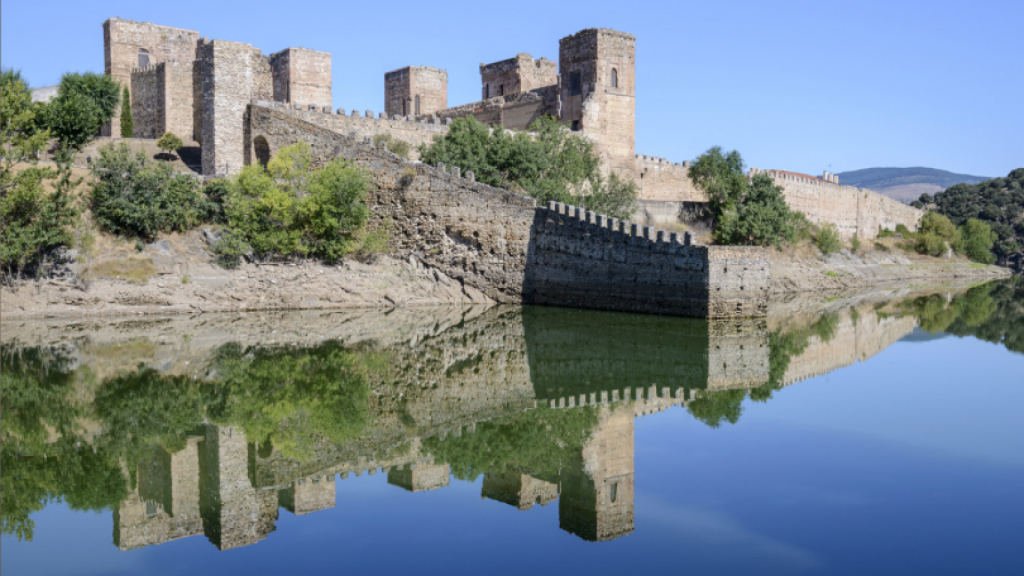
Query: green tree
41 72 119 149
156 132 184 159
956 218 997 264
1 70 79 282
57 72 119 122
814 223 842 255
119 86 133 138
687 389 746 428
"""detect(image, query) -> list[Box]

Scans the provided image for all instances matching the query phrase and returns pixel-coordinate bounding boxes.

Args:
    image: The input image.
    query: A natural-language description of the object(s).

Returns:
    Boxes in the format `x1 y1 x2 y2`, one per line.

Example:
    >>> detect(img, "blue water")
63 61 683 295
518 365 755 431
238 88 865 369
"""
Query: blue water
3 283 1022 576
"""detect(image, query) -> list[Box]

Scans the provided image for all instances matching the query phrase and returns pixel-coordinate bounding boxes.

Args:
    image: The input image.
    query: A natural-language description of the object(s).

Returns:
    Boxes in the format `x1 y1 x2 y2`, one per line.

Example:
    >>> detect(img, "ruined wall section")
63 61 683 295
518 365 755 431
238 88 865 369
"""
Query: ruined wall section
270 48 332 109
433 86 559 130
756 169 923 239
198 39 272 175
385 66 448 117
480 53 557 99
559 29 636 182
526 202 769 318
130 62 194 139
103 18 200 136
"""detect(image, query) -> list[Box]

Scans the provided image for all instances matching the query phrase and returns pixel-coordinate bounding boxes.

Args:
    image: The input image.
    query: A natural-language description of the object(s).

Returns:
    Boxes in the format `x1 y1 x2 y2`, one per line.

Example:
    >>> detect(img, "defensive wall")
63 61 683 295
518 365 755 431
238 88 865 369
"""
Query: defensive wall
753 168 923 239
247 102 770 318
480 54 558 99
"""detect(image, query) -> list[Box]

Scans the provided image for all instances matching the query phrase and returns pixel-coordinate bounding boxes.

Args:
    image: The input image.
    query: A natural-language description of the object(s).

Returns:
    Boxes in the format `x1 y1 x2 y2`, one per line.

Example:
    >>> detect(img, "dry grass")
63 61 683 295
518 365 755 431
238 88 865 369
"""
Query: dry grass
84 256 157 284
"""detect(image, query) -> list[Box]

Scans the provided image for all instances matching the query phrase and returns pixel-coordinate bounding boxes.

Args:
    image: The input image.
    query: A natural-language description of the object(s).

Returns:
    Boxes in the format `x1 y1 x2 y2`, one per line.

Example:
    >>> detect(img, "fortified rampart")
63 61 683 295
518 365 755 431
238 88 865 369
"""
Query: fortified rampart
130 62 194 139
753 169 923 239
247 103 769 317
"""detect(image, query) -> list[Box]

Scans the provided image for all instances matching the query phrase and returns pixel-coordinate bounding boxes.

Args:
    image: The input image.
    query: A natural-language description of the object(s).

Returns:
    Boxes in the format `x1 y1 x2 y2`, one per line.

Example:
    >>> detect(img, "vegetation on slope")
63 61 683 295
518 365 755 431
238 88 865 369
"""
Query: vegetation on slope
932 169 1024 264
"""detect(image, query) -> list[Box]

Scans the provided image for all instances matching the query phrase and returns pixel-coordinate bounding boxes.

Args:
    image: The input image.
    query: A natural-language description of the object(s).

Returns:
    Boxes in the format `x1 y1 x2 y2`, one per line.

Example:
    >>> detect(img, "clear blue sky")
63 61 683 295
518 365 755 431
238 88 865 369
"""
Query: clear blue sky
3 0 1021 177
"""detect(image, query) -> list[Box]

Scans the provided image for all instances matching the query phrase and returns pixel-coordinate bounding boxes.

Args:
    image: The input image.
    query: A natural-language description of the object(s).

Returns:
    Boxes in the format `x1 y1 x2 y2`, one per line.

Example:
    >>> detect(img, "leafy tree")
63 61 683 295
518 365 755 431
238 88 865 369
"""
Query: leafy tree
119 86 133 138
56 72 119 122
956 218 997 264
687 389 746 428
41 72 119 149
919 192 934 204
688 147 801 247
156 132 184 159
89 142 206 239
934 169 1024 261
1 70 79 282
419 115 637 220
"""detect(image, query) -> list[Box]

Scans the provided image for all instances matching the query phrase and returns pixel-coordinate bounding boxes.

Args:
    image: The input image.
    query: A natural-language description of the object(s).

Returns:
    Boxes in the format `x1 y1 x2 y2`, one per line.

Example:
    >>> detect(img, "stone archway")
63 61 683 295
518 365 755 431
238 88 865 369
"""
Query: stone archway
253 136 271 169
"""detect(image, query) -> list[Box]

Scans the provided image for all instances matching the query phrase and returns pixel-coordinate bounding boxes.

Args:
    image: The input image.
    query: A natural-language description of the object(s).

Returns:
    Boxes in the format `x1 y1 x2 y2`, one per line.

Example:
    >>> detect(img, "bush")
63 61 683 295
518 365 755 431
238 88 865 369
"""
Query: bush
211 229 251 269
90 143 206 239
915 232 948 257
850 233 861 252
372 133 411 159
895 223 913 237
200 179 230 224
814 223 842 255
956 218 997 264
222 142 370 263
919 211 958 242
156 132 184 158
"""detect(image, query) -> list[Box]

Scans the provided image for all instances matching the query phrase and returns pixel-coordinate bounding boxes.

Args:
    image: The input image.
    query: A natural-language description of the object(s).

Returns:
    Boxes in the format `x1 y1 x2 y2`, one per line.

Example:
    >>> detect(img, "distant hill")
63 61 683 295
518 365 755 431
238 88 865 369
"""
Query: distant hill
836 167 990 203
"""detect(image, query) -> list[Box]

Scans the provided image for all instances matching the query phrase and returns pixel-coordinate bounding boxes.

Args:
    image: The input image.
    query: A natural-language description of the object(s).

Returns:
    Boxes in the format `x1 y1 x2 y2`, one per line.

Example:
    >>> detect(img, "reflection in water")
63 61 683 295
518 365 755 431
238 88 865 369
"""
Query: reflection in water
2 279 1021 550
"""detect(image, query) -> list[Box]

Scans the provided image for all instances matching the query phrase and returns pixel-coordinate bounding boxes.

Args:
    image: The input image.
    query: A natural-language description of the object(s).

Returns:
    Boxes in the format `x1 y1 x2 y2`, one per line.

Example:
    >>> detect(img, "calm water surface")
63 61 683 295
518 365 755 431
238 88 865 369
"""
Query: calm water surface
3 280 1023 576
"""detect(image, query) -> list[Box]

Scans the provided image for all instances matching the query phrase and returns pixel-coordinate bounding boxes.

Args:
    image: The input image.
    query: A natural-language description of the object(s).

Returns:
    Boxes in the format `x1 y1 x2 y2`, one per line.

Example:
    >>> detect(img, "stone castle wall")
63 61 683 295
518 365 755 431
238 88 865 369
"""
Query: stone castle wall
480 54 558 99
270 47 332 109
636 155 706 202
755 169 923 239
130 62 194 139
103 18 200 136
525 202 769 318
433 86 560 131
197 39 272 175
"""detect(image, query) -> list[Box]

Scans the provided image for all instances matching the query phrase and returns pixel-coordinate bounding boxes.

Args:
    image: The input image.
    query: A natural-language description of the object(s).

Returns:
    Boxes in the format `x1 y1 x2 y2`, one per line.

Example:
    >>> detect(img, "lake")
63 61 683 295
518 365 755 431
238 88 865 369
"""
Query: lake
2 279 1022 576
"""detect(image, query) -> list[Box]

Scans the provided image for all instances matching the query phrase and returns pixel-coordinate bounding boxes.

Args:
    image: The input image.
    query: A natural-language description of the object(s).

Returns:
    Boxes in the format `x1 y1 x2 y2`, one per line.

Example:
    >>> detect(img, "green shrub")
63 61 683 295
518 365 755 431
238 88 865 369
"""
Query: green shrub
874 241 890 252
156 132 184 158
222 142 370 263
372 133 411 159
895 223 913 237
814 223 842 255
211 229 251 269
850 233 861 252
919 211 958 242
200 179 230 224
90 143 206 239
956 218 997 264
878 227 895 238
42 72 120 149
915 232 947 257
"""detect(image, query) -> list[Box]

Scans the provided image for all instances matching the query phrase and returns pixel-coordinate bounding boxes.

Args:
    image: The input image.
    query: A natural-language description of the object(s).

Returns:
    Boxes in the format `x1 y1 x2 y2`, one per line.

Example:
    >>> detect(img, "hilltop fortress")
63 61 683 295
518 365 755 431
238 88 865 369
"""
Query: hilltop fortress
104 17 920 242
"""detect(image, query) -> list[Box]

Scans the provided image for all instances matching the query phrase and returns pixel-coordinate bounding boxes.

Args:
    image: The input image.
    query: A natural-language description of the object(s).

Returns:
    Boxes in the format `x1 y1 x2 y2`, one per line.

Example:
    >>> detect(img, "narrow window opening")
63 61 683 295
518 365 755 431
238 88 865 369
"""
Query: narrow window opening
484 84 489 99
571 120 580 131
611 68 619 88
569 72 582 96
610 483 618 503
138 48 150 68
415 95 421 115
498 84 504 96
145 501 159 518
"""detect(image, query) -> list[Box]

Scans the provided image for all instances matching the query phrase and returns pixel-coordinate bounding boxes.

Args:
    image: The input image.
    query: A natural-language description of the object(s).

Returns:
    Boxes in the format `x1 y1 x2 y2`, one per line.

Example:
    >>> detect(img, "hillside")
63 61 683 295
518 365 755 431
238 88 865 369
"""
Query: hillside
934 169 1024 271
836 167 989 203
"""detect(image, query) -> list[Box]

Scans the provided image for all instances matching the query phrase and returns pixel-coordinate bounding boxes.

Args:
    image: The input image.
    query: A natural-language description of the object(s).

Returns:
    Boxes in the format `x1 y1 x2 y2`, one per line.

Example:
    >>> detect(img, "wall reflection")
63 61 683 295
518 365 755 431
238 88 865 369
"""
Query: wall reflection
3 279 1020 550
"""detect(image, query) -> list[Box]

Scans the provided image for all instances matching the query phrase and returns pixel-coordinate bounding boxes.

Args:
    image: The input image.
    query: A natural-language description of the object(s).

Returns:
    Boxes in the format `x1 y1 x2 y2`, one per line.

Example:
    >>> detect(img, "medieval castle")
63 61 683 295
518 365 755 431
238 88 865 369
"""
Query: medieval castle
104 16 921 244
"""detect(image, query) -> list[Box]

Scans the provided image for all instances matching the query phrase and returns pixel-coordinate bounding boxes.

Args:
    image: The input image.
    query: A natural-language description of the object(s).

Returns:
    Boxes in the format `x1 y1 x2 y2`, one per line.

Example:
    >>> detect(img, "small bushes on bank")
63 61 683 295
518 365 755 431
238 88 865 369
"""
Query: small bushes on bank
814 223 842 255
89 143 208 240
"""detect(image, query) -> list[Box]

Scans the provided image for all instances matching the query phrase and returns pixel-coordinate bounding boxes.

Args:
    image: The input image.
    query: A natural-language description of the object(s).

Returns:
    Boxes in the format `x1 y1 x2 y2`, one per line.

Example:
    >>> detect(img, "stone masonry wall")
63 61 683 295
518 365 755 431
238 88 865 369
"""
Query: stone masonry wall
433 87 560 131
756 169 923 239
636 155 706 202
130 62 194 139
198 39 272 175
270 48 332 109
103 18 200 136
480 54 558 99
525 202 769 318
253 100 449 161
248 104 769 317
385 66 448 117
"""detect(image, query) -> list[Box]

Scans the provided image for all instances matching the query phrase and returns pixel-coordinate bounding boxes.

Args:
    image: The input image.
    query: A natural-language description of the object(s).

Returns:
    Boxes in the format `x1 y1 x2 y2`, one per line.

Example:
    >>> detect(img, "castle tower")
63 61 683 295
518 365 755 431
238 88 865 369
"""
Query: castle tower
558 407 635 541
479 54 558 100
482 470 559 510
384 66 448 117
102 18 200 136
269 47 332 109
386 463 451 492
558 29 636 180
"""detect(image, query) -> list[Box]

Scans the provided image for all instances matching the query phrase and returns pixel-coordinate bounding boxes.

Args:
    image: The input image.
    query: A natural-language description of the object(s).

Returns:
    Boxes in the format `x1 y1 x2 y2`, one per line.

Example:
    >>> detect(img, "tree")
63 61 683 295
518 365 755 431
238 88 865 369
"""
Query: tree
156 132 184 160
119 86 133 138
1 70 79 283
814 223 842 255
57 72 119 122
956 218 997 264
919 192 934 204
419 115 637 220
40 72 119 150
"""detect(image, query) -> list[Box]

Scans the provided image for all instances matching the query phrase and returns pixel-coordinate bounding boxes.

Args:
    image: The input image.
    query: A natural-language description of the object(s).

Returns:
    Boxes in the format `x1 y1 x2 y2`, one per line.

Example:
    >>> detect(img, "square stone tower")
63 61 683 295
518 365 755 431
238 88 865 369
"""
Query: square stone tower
269 47 332 109
384 66 448 117
479 53 558 100
102 18 200 136
558 29 636 179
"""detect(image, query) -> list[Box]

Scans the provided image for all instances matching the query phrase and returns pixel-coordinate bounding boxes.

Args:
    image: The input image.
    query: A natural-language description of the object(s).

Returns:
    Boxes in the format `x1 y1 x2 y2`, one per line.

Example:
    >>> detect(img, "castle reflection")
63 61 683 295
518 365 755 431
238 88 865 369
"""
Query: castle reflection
4 279 1019 551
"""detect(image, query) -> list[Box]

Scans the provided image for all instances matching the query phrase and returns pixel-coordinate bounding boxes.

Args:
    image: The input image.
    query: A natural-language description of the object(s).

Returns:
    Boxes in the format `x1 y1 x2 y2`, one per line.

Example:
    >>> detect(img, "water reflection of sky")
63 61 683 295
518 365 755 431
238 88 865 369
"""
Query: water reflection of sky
3 288 1024 576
